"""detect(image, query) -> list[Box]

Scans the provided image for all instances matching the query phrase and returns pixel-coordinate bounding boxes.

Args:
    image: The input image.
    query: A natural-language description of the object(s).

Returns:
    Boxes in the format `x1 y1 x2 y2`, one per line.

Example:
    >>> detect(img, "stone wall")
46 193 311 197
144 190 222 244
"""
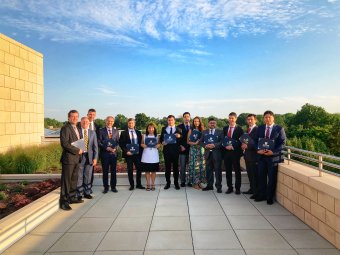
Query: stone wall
0 34 44 153
277 161 340 249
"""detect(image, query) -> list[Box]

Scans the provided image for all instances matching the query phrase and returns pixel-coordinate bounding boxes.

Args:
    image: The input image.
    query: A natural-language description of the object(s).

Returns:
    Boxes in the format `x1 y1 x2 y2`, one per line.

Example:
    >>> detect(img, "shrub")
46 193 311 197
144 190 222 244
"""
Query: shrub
0 192 8 201
0 184 7 191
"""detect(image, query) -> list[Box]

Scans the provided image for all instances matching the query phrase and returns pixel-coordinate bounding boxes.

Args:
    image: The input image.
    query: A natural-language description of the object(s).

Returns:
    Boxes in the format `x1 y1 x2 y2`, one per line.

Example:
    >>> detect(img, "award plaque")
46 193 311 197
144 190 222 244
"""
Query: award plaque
104 139 117 149
204 134 217 144
145 137 157 148
189 129 202 142
126 144 139 154
222 137 237 147
164 134 177 144
258 138 275 151
71 139 86 151
239 133 252 145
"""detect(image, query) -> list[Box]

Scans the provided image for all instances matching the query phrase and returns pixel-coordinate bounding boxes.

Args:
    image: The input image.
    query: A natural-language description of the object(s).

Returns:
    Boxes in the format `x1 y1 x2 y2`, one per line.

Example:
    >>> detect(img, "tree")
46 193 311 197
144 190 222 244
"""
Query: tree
44 118 63 128
135 113 150 130
292 103 331 128
94 119 105 128
329 118 340 156
115 114 128 130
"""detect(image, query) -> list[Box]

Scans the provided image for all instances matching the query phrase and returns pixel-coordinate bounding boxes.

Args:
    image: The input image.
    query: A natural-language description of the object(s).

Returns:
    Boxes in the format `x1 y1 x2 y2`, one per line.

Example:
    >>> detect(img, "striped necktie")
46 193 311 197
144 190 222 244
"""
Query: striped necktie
84 129 88 150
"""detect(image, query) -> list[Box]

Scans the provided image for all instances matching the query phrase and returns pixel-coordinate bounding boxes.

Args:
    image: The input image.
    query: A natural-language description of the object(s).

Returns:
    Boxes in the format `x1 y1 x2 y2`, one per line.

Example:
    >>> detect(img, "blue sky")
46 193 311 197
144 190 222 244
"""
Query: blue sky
1 0 340 121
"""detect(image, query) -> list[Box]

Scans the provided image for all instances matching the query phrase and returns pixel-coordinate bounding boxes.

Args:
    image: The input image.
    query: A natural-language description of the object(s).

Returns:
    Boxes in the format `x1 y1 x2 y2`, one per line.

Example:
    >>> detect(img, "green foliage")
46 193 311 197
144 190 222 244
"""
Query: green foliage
287 137 329 154
135 113 150 130
95 119 105 128
115 114 128 130
0 191 8 201
291 103 332 128
0 184 7 191
44 118 63 128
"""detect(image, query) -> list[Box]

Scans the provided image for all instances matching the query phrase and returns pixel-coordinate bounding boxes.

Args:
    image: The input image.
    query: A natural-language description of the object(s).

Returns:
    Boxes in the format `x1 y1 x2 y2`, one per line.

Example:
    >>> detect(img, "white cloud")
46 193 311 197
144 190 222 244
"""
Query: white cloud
96 87 116 95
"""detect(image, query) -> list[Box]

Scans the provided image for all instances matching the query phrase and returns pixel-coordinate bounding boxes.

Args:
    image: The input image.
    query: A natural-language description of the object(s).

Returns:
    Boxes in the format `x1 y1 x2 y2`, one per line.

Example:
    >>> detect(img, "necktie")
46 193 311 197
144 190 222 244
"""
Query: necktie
186 125 189 131
210 129 213 135
89 122 93 130
228 127 233 138
265 126 270 139
170 127 173 134
131 131 135 144
108 129 112 139
84 129 88 150
247 127 251 134
73 126 80 139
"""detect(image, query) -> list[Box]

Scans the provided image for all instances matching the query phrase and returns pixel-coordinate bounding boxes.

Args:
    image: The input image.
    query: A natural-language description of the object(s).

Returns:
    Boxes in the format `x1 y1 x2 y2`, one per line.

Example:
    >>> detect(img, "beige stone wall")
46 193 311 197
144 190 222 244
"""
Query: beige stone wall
277 161 340 249
0 34 44 153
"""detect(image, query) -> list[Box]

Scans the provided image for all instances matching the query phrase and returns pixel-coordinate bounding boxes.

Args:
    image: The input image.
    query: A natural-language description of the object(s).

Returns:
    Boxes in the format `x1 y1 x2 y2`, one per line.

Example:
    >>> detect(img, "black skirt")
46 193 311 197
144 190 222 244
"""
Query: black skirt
141 162 159 172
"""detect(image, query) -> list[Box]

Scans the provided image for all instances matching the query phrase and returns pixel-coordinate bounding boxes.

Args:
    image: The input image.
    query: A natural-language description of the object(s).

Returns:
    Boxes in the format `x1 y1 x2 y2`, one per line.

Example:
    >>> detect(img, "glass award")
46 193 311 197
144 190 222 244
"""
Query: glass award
145 137 157 148
164 134 177 144
104 139 117 149
126 144 139 154
258 138 275 151
189 129 202 142
204 134 217 144
222 137 236 147
239 133 253 145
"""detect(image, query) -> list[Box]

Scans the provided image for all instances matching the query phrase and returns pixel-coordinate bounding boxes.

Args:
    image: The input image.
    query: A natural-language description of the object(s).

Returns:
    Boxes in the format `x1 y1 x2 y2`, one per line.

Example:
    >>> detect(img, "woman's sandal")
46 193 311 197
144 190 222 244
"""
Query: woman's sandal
146 185 151 191
151 185 155 191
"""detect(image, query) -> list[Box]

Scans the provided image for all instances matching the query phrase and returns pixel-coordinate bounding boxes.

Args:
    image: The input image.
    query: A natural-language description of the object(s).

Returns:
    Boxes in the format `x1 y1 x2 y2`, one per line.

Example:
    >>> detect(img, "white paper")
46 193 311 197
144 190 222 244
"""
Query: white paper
71 139 86 151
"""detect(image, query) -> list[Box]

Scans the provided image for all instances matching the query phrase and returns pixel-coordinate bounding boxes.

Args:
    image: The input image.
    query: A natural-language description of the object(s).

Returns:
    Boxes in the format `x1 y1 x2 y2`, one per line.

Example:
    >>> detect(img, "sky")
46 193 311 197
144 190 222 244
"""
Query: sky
1 0 340 121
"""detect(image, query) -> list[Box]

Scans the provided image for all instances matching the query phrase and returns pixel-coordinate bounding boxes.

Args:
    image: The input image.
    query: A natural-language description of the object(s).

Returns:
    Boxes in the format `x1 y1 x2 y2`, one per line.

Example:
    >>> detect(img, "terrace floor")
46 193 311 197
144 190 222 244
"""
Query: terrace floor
2 175 340 255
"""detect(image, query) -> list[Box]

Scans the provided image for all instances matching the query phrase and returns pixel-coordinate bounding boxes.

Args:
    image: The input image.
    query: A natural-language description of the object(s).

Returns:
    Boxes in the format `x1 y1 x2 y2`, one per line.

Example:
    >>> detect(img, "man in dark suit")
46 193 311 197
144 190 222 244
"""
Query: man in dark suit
201 117 223 193
222 112 244 195
59 110 83 211
177 112 191 187
255 110 286 205
76 116 99 200
160 115 182 190
241 114 258 197
119 118 145 190
98 116 120 193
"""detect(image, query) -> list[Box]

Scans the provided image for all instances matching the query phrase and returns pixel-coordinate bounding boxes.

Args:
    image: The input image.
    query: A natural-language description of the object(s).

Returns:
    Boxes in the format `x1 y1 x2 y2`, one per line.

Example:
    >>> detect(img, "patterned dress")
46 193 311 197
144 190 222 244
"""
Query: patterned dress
187 143 206 185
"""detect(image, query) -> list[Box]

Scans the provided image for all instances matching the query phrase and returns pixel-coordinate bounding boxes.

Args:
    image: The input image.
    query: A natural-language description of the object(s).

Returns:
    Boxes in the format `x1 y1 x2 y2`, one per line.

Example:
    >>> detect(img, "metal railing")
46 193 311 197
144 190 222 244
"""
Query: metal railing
283 146 340 177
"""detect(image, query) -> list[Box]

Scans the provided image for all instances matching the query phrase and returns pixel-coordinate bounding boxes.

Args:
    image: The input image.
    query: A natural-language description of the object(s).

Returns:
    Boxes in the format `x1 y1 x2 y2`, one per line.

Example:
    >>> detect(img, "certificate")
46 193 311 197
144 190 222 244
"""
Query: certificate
103 139 117 149
145 137 157 148
189 129 202 142
239 133 253 145
126 144 139 154
222 137 237 147
164 134 176 144
204 134 217 144
71 139 86 151
258 138 275 151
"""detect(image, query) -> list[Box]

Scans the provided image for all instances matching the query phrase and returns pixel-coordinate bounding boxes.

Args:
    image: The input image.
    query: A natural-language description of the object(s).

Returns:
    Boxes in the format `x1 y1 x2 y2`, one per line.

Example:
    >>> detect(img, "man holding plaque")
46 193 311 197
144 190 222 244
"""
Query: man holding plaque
222 112 244 195
160 115 182 190
178 112 191 187
98 116 120 193
241 114 258 197
119 118 145 190
201 117 223 192
59 110 83 210
255 110 286 205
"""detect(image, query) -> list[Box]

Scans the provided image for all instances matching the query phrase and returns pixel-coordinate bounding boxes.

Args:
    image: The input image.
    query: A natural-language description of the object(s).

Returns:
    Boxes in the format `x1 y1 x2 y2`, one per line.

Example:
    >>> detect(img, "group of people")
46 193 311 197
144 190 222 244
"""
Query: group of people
59 109 286 211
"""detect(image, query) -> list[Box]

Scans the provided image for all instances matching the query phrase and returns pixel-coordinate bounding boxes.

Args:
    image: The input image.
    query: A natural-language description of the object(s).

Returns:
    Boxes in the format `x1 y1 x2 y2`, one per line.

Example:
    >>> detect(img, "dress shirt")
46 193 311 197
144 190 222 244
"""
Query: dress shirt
265 124 275 138
227 126 236 137
128 129 138 144
166 126 176 134
209 129 215 135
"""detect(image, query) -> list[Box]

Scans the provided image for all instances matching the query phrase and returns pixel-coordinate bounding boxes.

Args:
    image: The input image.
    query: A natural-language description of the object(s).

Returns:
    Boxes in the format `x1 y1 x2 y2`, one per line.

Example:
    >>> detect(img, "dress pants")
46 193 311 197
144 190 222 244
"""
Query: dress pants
101 153 117 189
224 151 242 190
60 163 79 204
245 160 257 194
206 151 222 189
164 152 179 185
76 153 93 197
179 154 188 184
257 157 278 201
126 154 142 187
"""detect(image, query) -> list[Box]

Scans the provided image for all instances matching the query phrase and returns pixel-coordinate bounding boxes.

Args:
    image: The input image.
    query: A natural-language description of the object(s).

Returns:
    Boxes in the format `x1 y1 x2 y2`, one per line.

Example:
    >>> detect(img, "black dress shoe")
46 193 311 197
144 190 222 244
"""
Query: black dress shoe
235 189 241 195
202 187 213 191
84 194 93 199
175 184 180 190
217 189 222 193
111 188 118 193
70 197 84 204
181 183 186 187
242 189 253 194
103 188 109 194
164 184 170 190
267 199 274 205
225 188 233 194
254 198 265 202
60 203 72 211
249 195 256 199
187 183 192 187
129 186 134 191
136 185 145 189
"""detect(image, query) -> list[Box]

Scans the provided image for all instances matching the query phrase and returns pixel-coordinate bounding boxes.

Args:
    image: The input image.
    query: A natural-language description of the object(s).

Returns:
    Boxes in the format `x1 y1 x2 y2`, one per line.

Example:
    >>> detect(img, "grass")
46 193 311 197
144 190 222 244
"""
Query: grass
0 143 62 174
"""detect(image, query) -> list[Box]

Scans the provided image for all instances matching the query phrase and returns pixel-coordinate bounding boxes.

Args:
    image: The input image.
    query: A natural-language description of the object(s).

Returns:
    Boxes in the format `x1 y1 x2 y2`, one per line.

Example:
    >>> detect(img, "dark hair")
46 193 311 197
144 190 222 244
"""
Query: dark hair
191 116 204 132
68 110 78 118
208 117 216 122
183 112 190 117
145 123 157 136
247 113 257 119
263 110 274 117
88 108 96 113
127 118 135 122
167 115 175 119
229 112 237 118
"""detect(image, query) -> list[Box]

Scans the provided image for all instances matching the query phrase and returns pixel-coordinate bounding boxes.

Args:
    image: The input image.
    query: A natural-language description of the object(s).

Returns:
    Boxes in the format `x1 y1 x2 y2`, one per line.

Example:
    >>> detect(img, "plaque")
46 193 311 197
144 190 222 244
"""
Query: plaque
204 134 217 144
258 138 275 151
103 139 117 149
145 137 157 148
164 134 176 144
239 133 253 145
189 129 202 142
126 144 139 154
222 137 237 147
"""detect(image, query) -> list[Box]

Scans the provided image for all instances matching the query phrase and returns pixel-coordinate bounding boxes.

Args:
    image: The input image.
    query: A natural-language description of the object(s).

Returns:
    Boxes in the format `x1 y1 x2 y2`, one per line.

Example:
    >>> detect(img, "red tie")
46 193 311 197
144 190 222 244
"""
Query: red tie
265 127 270 139
247 127 251 134
228 127 233 138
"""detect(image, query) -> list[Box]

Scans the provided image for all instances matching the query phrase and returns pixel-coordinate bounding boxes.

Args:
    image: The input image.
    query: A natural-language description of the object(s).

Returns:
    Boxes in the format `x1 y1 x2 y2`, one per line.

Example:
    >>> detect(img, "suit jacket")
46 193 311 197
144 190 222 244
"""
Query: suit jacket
98 127 120 157
119 129 143 158
60 122 81 164
222 125 244 157
177 123 190 155
77 121 100 138
79 128 99 164
201 129 223 161
255 124 286 163
159 126 182 155
243 126 258 162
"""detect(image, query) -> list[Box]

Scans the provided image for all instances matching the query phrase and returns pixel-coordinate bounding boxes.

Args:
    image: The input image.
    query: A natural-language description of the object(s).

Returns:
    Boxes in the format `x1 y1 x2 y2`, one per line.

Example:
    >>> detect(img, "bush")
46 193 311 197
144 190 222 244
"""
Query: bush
0 192 8 201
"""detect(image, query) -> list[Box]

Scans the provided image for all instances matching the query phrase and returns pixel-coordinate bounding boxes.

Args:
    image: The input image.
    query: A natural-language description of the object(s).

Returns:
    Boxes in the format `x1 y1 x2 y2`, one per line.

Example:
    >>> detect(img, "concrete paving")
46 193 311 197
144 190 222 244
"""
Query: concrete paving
2 175 340 255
